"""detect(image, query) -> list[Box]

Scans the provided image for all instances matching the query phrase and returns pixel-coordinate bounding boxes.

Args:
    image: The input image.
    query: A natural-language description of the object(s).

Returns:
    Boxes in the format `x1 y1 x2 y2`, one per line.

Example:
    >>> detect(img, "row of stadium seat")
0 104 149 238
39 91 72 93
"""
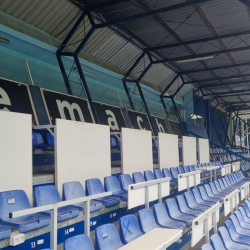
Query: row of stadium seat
202 198 250 250
32 131 54 151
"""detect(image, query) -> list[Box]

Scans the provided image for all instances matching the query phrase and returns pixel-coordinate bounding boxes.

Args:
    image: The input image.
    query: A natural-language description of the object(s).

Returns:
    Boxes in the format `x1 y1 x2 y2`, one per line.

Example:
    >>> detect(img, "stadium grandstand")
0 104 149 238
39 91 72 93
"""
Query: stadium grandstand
1 0 250 249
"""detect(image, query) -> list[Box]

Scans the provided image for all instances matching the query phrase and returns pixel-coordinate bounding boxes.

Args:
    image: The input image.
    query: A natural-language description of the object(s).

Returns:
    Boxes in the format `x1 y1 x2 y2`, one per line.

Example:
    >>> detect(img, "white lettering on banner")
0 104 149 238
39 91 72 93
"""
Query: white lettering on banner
0 87 11 111
155 118 165 133
56 100 85 122
105 110 119 130
137 116 145 130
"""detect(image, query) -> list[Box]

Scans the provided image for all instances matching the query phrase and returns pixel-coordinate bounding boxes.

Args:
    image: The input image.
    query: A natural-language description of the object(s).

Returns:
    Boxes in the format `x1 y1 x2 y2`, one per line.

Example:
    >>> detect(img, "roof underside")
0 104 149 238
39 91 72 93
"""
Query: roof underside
1 0 250 108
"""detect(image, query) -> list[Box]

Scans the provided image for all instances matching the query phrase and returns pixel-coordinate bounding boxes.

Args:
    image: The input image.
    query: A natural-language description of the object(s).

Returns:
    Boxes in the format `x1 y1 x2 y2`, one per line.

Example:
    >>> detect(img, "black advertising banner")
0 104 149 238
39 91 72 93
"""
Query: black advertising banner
42 90 93 125
127 110 152 132
169 120 183 139
94 102 127 132
0 78 37 124
151 115 169 135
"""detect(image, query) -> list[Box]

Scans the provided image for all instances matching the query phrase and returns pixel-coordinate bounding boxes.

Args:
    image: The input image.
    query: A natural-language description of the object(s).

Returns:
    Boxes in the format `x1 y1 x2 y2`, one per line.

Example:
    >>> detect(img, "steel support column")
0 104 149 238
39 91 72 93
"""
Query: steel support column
224 105 232 147
171 96 185 135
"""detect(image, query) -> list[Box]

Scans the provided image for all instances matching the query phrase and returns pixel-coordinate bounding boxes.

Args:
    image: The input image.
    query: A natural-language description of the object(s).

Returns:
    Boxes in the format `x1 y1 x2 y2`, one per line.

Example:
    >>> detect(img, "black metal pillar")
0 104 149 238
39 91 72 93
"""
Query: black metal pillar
224 105 232 146
171 96 185 135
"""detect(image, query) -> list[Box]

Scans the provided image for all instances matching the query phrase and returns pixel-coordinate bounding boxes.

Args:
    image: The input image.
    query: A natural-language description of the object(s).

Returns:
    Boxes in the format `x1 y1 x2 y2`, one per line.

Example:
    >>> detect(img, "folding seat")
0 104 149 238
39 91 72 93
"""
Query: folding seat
119 174 134 191
64 234 94 250
225 176 241 188
209 182 228 197
176 195 202 216
144 170 155 181
161 168 178 186
170 167 179 179
210 234 227 250
183 166 190 173
234 212 250 230
45 132 54 147
213 180 228 194
34 185 79 222
242 203 250 218
192 189 215 207
110 136 120 151
218 179 235 192
197 164 210 178
153 203 186 230
184 191 210 212
154 169 176 187
119 215 143 244
85 179 120 207
239 207 250 223
201 244 214 250
189 165 196 171
224 220 250 245
104 176 128 201
165 198 194 227
218 226 250 249
132 172 145 183
0 190 50 233
177 166 185 174
0 225 10 241
63 181 102 212
204 184 224 202
95 224 123 250
198 186 221 202
138 208 159 233
32 131 51 151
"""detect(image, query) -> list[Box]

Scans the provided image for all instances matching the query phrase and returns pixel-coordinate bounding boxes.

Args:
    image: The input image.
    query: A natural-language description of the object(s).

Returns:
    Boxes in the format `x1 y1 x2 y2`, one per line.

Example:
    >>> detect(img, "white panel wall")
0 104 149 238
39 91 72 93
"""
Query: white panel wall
182 136 197 166
0 111 32 204
198 138 210 164
158 133 179 169
55 119 111 198
121 128 153 176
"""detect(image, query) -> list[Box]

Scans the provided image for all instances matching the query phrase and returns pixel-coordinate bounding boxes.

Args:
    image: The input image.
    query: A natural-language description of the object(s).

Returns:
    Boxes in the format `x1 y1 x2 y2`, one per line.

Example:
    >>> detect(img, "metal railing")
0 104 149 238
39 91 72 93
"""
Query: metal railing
178 170 200 191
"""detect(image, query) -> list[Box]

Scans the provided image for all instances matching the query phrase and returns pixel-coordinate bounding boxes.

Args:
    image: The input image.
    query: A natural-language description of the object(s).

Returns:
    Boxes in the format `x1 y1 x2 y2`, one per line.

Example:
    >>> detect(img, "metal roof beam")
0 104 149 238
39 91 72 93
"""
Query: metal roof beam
153 46 250 63
94 0 214 28
200 80 248 88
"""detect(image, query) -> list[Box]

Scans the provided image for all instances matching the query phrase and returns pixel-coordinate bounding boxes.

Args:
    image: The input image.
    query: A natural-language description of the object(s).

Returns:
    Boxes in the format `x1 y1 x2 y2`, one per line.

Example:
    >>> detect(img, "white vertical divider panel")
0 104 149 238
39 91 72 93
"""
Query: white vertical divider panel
158 133 179 169
0 111 32 204
198 138 210 164
182 136 197 166
55 119 111 198
121 128 153 175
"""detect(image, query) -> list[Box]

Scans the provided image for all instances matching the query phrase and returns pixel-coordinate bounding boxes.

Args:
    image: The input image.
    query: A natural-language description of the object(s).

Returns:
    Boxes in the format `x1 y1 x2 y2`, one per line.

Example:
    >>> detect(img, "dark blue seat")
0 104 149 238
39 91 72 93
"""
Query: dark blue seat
161 168 177 186
32 131 52 151
86 179 120 207
154 169 176 187
0 225 10 241
198 186 221 203
138 208 159 233
144 170 155 181
201 244 214 250
64 234 94 250
177 166 185 174
210 234 226 250
132 172 145 183
34 185 79 222
184 191 210 211
165 198 194 227
170 167 179 179
104 176 128 201
45 132 54 147
189 165 196 171
119 174 134 191
110 136 120 151
95 224 123 250
176 195 202 217
183 166 190 173
63 181 102 212
0 190 50 233
153 203 186 230
119 215 143 244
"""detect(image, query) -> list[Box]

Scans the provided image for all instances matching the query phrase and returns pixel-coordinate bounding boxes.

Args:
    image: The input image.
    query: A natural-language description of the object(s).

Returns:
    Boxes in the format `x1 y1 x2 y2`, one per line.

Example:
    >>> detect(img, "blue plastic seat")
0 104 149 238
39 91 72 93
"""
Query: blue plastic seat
198 186 221 202
119 174 134 191
104 176 128 201
176 195 202 217
64 234 94 250
154 169 164 179
242 203 250 218
86 179 120 207
218 226 250 249
95 224 123 250
119 215 143 244
46 132 54 147
214 180 231 194
183 166 190 173
0 190 50 233
233 212 250 230
165 198 194 227
170 167 179 179
209 182 229 197
184 191 210 211
219 179 235 192
210 234 227 250
0 225 10 241
138 208 159 233
144 170 155 181
132 172 145 183
239 207 250 223
204 184 224 202
153 203 186 230
110 136 120 151
63 181 102 212
34 185 79 222
177 166 185 174
201 244 214 250
161 168 177 186
32 131 51 150
189 165 196 171
192 189 216 207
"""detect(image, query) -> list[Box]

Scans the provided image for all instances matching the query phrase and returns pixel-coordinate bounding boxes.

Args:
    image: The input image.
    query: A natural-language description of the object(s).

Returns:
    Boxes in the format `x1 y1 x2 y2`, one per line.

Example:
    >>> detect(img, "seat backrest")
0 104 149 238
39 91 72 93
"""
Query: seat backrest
210 234 226 250
189 165 195 171
132 172 145 183
183 166 190 173
162 168 173 179
86 178 105 195
119 215 143 244
214 181 223 191
234 211 245 227
184 191 197 206
34 185 61 207
224 220 238 238
176 195 189 210
192 189 203 203
209 182 219 194
153 203 170 225
154 169 164 179
119 174 134 191
170 167 178 179
63 181 86 201
177 166 185 174
204 184 215 197
46 133 54 146
0 190 31 220
144 170 155 181
201 244 214 250
95 224 123 250
165 198 180 216
64 234 94 250
32 131 46 146
104 176 121 193
218 227 234 248
138 209 158 233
